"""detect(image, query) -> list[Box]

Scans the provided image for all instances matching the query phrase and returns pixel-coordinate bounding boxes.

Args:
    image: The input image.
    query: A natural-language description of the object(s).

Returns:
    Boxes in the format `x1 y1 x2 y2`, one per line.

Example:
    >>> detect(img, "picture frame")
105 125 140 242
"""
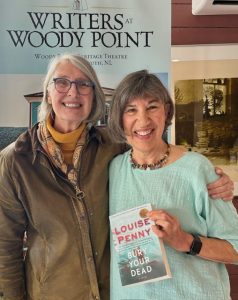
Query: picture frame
171 45 238 195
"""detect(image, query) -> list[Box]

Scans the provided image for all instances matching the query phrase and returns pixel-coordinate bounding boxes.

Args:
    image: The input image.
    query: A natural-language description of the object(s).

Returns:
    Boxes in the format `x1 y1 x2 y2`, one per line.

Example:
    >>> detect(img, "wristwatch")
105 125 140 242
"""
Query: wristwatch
186 234 202 255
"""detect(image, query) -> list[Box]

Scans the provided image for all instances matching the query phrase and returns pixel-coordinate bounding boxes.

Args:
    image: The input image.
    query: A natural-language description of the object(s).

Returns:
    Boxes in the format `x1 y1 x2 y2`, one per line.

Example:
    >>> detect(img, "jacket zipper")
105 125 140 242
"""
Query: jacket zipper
72 139 101 300
37 141 101 299
71 186 101 300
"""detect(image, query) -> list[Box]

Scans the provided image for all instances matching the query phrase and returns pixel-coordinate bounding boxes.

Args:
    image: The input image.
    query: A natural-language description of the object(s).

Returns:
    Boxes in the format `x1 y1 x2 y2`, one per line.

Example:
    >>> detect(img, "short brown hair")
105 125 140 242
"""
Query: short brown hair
109 69 174 143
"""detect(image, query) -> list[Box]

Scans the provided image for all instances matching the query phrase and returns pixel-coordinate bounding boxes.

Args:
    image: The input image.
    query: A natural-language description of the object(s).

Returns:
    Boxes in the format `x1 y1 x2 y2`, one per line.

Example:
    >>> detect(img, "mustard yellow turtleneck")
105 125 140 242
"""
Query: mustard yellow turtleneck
46 117 86 164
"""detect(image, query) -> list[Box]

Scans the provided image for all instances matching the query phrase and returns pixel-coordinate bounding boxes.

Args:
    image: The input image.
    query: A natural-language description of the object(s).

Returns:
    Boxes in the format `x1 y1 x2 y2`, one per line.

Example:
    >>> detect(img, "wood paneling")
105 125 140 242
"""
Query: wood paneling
172 27 238 44
172 0 238 45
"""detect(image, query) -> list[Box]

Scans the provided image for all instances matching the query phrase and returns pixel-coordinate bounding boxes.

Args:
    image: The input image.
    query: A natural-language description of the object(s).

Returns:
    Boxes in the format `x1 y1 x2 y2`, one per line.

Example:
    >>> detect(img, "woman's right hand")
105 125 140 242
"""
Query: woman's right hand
148 209 193 252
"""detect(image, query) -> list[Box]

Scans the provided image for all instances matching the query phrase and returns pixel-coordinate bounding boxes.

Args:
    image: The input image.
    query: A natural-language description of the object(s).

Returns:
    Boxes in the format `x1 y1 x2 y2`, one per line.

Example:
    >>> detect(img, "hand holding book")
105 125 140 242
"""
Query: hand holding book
110 204 172 286
148 209 194 252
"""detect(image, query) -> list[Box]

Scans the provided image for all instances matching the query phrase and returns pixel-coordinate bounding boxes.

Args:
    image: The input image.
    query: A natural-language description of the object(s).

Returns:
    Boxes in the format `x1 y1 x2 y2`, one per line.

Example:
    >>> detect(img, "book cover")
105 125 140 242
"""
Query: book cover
109 203 172 286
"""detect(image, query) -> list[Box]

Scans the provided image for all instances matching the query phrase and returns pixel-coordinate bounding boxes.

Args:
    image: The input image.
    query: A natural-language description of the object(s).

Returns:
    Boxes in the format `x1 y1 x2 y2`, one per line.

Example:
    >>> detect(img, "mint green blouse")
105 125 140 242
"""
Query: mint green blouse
109 151 238 300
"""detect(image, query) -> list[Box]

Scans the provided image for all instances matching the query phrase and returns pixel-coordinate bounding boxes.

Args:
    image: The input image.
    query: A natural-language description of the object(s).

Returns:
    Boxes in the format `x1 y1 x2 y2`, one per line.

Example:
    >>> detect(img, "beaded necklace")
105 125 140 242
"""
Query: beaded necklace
130 144 171 170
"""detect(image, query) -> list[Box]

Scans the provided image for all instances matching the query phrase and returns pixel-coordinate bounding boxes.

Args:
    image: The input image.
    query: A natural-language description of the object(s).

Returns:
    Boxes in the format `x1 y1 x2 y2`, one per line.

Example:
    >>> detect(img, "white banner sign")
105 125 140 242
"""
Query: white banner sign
0 0 171 126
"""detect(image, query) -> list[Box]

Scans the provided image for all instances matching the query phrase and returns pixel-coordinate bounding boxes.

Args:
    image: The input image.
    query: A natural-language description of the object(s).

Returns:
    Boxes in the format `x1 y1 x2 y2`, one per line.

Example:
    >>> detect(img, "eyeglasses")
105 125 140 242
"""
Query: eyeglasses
52 77 94 95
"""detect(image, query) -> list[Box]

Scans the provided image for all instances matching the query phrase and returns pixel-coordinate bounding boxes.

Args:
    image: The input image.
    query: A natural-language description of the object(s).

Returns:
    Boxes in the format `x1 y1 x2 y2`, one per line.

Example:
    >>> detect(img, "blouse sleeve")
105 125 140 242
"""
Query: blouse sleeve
196 155 238 253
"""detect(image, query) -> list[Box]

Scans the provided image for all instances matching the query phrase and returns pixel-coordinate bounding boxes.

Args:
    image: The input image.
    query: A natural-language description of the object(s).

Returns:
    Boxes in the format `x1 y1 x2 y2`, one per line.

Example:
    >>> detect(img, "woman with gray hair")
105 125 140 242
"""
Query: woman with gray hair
0 55 233 300
0 53 125 300
109 70 238 300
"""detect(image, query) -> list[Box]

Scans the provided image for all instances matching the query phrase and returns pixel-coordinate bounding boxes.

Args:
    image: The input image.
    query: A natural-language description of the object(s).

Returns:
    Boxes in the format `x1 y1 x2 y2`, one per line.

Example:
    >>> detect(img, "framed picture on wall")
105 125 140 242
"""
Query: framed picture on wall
171 45 238 195
174 77 238 186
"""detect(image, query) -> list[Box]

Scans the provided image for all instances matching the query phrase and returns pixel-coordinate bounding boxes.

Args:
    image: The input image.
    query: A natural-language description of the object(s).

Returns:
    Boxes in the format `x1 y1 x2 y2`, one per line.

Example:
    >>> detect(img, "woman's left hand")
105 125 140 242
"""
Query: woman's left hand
148 210 193 252
208 167 234 201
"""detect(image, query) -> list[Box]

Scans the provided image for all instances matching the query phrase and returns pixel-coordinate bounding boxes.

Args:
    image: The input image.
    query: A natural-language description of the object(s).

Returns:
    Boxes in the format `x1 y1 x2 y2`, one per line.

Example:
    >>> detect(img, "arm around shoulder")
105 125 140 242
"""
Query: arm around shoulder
207 167 234 201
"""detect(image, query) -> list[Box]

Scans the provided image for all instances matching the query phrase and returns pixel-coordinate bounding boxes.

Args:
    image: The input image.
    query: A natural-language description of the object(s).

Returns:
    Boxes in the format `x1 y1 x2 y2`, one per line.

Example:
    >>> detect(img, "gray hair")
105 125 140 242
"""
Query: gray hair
38 53 105 124
109 69 174 143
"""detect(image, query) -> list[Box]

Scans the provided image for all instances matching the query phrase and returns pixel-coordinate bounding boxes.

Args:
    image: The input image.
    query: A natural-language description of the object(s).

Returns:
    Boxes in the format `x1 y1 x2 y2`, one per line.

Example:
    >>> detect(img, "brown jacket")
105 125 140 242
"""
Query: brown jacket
0 124 124 300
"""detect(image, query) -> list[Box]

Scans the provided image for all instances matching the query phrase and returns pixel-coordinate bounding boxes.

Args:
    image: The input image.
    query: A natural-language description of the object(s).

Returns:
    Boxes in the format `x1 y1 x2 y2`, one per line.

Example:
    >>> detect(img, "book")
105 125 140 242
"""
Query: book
109 203 172 286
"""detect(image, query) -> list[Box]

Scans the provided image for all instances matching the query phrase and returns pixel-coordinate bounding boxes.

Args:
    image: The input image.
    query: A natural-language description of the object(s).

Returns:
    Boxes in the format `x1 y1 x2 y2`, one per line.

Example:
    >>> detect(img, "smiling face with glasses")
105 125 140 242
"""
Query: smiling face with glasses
47 60 94 133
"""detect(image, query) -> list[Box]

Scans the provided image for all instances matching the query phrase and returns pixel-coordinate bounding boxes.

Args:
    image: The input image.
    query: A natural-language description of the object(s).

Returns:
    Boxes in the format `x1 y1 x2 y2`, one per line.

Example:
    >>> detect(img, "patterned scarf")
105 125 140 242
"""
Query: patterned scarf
37 119 87 186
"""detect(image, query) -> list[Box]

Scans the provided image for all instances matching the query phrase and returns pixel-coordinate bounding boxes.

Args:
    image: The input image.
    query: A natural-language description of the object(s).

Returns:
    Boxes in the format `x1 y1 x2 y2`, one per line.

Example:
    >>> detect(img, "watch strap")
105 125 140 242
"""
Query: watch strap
186 234 202 256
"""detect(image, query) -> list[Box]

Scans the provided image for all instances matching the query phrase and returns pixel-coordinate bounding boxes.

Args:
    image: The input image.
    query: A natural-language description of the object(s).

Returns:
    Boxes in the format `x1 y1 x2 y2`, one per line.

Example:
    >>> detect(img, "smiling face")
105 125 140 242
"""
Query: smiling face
47 60 94 133
122 96 166 160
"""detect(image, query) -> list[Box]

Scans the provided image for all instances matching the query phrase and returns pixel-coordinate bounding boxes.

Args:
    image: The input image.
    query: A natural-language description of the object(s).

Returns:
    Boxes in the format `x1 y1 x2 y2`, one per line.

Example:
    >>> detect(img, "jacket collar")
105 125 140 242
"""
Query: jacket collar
14 123 104 157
